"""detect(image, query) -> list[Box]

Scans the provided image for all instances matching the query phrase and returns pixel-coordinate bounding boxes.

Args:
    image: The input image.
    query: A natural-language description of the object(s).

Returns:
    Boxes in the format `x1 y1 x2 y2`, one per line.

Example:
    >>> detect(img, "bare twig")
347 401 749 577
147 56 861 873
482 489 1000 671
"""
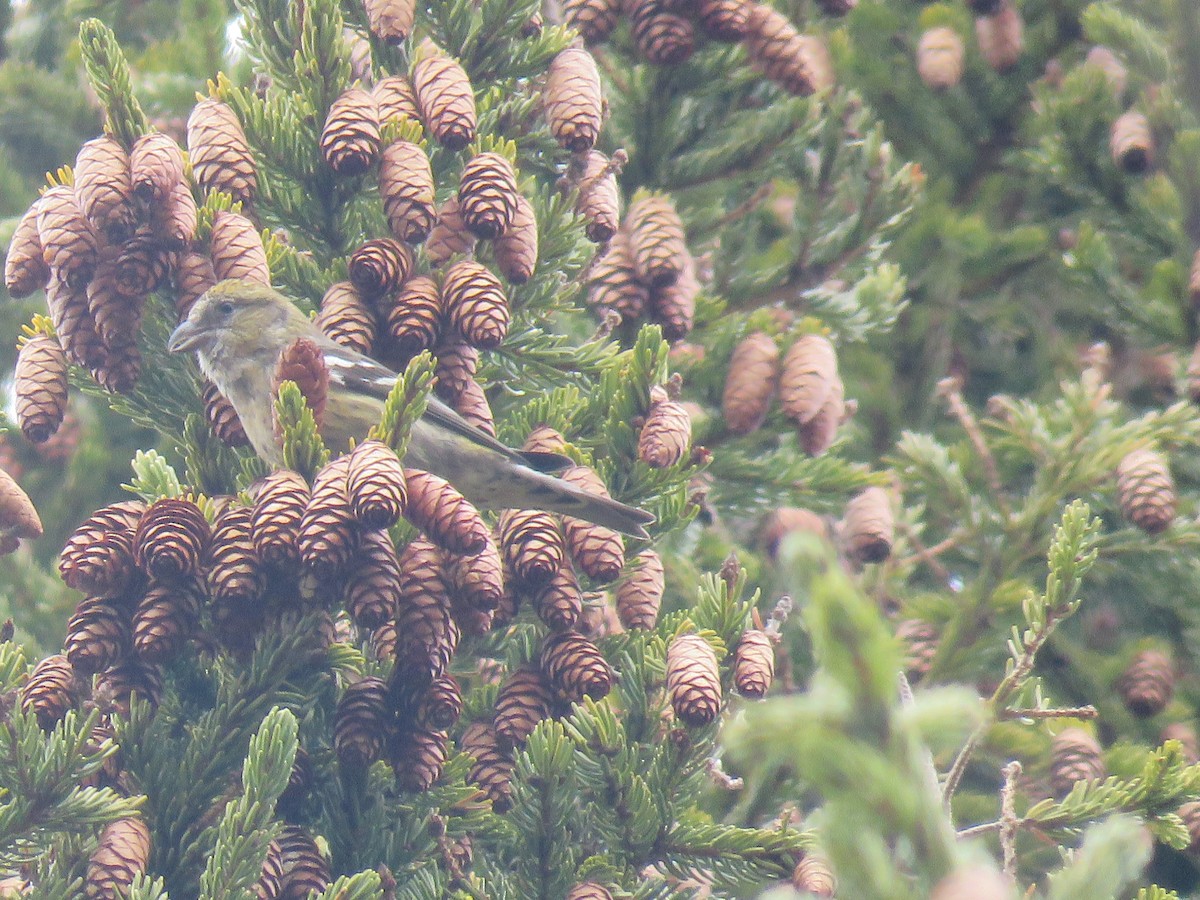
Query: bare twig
709 183 772 231
956 820 1005 839
937 376 1011 519
999 761 1022 881
895 522 957 586
999 705 1097 721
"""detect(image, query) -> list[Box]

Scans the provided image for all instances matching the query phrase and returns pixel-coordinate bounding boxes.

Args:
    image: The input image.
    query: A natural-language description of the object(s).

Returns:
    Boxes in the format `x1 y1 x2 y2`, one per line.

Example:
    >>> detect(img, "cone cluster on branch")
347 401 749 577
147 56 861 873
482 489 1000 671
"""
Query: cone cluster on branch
779 333 847 455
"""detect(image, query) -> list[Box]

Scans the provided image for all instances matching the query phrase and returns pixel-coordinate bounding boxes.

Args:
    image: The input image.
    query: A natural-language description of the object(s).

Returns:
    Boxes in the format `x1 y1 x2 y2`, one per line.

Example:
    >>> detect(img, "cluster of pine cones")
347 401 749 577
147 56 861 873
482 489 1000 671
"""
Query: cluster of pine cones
914 0 1025 91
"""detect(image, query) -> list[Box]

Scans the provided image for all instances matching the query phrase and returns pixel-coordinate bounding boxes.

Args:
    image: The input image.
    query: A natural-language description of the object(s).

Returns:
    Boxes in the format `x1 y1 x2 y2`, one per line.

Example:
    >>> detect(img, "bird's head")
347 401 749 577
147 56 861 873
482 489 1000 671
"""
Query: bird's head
168 279 305 359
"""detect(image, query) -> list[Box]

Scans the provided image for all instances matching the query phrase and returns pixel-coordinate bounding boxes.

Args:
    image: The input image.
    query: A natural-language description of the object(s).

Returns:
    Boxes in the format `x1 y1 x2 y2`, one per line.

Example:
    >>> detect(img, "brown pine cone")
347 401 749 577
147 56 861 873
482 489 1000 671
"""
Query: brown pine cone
114 229 173 297
588 231 648 319
5 200 49 297
373 75 420 125
625 193 686 288
534 562 583 631
347 440 406 529
446 536 504 612
0 466 40 555
277 746 313 818
841 486 894 564
385 274 442 356
132 578 204 663
797 377 844 456
64 596 129 675
615 549 663 630
344 530 402 629
86 817 150 900
432 339 478 401
256 840 284 900
321 88 381 176
667 633 722 727
21 654 78 730
425 196 477 266
917 27 966 89
203 380 250 447
560 465 625 582
780 334 838 424
629 2 695 66
365 0 415 44
87 252 142 352
187 98 256 203
499 509 565 586
414 674 463 730
210 210 270 285
574 150 620 243
460 722 514 812
544 48 603 153
733 629 774 698
37 185 99 289
541 630 613 702
1117 447 1175 534
458 152 519 239
133 497 211 583
45 279 106 370
208 505 265 607
379 141 436 242
975 0 1024 73
130 132 185 202
563 0 620 43
334 676 389 767
565 884 614 900
298 455 359 578
493 194 538 284
1110 109 1153 174
276 826 331 900
96 658 163 716
60 500 146 596
897 619 939 683
73 136 135 241
1049 727 1105 797
151 178 198 249
522 426 565 455
316 281 376 355
403 469 489 555
274 336 329 432
493 666 553 748
1117 649 1174 717
638 384 691 468
442 260 509 349
791 853 836 897
15 334 68 444
452 377 496 436
412 47 477 150
650 252 698 342
349 237 412 299
696 0 751 40
744 5 834 95
251 470 311 568
395 537 459 679
722 332 780 435
391 727 449 791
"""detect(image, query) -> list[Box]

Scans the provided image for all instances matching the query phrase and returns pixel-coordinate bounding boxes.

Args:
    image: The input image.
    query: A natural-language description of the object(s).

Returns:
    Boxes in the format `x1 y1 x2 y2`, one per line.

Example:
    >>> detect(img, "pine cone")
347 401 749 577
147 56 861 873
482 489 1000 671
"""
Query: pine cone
321 88 381 176
277 746 313 818
797 376 844 456
349 238 412 299
384 274 442 356
0 466 40 555
588 231 648 319
73 136 135 241
522 426 565 455
458 152 519 239
5 200 49 297
667 633 722 727
460 722 514 812
95 658 163 716
208 505 265 607
563 0 620 43
15 334 68 444
59 500 146 596
560 465 625 582
615 549 663 629
499 509 565 586
897 619 939 683
1118 648 1174 717
114 229 173 296
722 332 779 435
390 727 449 791
274 336 329 432
696 0 751 40
493 666 553 748
334 676 389 767
918 27 965 89
414 674 463 730
733 629 774 698
544 48 603 153
638 384 691 468
276 826 330 900
64 596 129 675
565 884 614 900
130 132 185 202
365 0 415 44
432 340 478 401
446 536 504 611
791 853 836 897
534 562 583 631
210 210 270 285
37 185 99 288
403 469 489 555
425 196 477 266
151 178 198 249
133 497 211 583
251 470 311 568
1110 109 1153 174
452 377 496 436
574 151 620 243
841 486 894 564
443 260 510 349
87 251 142 352
21 654 78 730
346 440 406 529
395 537 459 679
1117 447 1175 534
373 75 420 125
256 840 284 900
780 334 838 423
379 140 436 242
344 530 402 629
187 97 256 203
744 5 835 95
1049 727 1105 796
132 578 204 663
203 380 250 447
625 193 687 288
493 194 538 284
45 279 106 370
541 630 613 702
975 0 1024 73
298 455 359 578
316 281 376 355
412 47 477 150
629 2 695 66
86 817 150 900
649 252 698 341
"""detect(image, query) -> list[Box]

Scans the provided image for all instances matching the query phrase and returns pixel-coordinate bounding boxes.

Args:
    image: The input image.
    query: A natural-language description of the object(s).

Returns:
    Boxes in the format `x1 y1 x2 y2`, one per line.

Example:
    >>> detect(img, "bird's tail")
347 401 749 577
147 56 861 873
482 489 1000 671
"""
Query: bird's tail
490 463 655 539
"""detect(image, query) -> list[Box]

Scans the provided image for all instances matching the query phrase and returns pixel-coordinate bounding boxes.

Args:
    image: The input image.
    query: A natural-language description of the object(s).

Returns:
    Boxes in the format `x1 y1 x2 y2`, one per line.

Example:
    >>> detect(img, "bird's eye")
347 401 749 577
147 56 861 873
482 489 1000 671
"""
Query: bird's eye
218 302 234 317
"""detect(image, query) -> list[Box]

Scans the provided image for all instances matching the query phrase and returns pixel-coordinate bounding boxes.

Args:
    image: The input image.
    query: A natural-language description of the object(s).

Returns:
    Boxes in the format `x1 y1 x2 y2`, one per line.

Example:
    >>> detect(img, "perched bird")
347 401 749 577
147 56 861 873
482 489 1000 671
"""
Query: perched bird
168 279 654 537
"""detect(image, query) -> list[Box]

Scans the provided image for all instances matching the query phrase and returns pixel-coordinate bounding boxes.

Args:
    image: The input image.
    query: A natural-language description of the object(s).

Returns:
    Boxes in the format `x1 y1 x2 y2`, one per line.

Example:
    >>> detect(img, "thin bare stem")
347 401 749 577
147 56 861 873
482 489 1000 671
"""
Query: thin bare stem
895 524 959 584
1000 705 1097 721
999 761 1022 880
956 820 1005 839
937 376 1011 519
